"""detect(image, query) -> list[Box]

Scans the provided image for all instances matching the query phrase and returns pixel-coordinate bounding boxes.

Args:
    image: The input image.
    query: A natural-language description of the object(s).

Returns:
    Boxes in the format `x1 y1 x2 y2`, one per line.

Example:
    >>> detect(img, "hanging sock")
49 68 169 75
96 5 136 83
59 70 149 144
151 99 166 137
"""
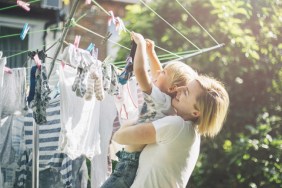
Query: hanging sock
72 66 88 97
108 64 120 95
118 41 137 85
85 61 104 101
102 59 112 92
118 56 133 85
27 66 37 105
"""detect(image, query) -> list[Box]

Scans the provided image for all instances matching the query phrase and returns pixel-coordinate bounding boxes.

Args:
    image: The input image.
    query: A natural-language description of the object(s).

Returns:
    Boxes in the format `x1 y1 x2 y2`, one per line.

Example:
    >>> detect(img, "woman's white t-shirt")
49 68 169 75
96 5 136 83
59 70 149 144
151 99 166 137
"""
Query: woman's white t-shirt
131 116 201 188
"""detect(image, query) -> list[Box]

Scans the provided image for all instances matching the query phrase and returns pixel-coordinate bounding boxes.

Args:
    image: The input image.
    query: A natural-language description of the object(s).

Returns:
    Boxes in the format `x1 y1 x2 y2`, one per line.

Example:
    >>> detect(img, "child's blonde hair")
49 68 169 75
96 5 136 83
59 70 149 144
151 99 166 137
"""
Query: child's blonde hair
195 75 229 137
164 61 198 87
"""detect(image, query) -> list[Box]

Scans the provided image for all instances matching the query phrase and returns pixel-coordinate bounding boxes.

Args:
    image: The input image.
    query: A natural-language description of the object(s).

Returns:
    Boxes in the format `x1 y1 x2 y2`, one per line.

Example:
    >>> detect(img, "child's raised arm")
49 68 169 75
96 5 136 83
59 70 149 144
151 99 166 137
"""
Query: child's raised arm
145 39 163 80
131 32 152 94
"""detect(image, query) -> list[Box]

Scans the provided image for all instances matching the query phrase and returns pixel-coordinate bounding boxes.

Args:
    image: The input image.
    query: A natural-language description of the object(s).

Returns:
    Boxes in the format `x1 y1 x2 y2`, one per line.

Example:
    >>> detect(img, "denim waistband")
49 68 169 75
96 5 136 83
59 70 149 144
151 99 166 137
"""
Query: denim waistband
116 150 141 161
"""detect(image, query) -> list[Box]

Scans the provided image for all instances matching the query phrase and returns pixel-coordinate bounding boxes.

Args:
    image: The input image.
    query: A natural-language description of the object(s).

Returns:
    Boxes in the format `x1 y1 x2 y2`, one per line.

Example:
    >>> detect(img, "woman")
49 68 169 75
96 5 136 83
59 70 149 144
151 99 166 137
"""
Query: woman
113 74 229 188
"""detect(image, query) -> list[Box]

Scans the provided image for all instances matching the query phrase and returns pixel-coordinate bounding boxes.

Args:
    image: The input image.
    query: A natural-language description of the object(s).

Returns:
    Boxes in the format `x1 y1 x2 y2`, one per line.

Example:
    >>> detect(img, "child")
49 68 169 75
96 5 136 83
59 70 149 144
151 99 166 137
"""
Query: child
101 32 198 188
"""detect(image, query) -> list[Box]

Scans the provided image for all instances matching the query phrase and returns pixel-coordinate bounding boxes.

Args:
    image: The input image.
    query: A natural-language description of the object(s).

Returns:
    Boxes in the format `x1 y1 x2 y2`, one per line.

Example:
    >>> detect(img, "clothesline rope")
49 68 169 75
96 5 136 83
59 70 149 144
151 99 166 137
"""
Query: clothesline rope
75 23 130 51
175 0 219 45
0 0 40 11
0 27 61 39
91 0 181 58
139 0 200 50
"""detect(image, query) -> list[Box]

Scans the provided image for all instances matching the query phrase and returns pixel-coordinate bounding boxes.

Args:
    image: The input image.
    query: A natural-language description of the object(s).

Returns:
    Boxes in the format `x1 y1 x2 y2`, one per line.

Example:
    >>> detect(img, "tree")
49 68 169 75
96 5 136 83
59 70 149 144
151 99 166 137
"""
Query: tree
115 0 282 187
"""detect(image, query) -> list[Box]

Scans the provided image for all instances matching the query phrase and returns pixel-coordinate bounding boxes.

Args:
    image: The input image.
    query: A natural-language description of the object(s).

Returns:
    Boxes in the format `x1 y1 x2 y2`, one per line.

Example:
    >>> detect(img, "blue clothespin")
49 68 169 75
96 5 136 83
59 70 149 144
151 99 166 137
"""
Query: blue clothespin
86 43 95 52
20 23 30 40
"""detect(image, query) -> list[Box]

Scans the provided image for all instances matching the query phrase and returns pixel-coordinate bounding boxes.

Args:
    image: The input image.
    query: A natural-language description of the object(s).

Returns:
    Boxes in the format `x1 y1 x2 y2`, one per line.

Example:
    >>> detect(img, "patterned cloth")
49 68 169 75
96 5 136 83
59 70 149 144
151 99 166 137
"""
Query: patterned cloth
102 62 112 92
85 61 104 101
118 57 133 85
108 64 120 96
30 64 51 124
72 66 88 97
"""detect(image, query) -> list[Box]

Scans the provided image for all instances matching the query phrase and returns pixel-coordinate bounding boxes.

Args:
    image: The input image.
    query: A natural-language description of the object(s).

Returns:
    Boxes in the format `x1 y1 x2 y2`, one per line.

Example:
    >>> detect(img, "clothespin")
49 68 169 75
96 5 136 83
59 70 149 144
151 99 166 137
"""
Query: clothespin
86 43 95 52
115 17 127 34
33 54 42 69
17 0 30 11
101 32 112 45
91 48 98 59
108 11 116 26
20 23 30 40
4 67 12 74
85 0 91 4
74 35 81 49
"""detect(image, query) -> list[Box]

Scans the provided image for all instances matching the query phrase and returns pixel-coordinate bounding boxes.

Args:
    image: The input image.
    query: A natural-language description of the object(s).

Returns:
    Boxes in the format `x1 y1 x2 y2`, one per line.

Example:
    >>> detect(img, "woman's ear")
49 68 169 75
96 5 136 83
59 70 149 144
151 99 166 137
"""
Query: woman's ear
192 110 200 118
168 85 178 93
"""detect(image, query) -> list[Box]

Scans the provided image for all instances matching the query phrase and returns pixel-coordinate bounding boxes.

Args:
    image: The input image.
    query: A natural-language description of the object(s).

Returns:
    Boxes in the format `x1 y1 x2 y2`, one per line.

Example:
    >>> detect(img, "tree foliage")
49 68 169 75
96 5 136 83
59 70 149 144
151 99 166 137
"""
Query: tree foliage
115 0 282 187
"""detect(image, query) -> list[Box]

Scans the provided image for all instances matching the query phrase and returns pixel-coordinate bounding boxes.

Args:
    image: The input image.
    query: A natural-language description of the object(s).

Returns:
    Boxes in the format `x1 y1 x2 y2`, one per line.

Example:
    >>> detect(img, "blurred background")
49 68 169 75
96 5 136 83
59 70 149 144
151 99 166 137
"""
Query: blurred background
0 0 281 187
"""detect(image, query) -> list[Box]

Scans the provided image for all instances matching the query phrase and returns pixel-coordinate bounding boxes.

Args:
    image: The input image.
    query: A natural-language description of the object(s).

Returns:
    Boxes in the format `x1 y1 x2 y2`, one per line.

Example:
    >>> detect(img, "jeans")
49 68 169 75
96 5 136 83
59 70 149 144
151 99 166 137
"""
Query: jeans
101 150 140 188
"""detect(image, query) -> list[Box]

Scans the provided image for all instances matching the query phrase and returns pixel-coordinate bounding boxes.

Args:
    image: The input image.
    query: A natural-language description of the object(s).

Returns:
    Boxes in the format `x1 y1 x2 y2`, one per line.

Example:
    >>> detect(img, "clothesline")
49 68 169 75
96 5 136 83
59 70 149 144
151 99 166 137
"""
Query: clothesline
174 0 219 45
1 0 222 61
1 0 224 73
91 0 181 58
0 27 61 39
0 0 40 11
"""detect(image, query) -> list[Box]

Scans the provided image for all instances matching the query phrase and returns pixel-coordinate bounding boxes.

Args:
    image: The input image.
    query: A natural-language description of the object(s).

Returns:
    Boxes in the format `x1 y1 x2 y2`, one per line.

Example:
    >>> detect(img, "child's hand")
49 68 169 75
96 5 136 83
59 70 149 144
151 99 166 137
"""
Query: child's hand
145 39 155 54
131 32 146 45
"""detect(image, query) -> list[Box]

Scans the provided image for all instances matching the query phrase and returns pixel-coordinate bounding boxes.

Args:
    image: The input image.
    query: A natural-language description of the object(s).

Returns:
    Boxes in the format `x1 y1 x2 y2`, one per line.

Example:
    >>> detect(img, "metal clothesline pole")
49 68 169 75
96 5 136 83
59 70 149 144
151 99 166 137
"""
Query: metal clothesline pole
163 43 225 65
32 1 81 188
47 0 81 79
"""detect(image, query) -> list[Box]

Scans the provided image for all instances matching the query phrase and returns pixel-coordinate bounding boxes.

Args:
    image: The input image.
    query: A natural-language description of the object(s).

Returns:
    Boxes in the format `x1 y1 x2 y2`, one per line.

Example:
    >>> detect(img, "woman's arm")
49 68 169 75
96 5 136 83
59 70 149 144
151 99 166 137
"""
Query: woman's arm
113 122 156 145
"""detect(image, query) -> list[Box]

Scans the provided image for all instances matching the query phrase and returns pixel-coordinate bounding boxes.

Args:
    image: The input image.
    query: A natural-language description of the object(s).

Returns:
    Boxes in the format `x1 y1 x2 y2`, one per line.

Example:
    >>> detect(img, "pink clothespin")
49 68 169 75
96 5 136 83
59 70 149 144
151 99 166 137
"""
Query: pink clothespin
74 35 81 49
61 61 66 69
4 67 12 74
85 0 91 4
108 11 116 26
17 0 30 11
115 17 127 34
33 54 42 69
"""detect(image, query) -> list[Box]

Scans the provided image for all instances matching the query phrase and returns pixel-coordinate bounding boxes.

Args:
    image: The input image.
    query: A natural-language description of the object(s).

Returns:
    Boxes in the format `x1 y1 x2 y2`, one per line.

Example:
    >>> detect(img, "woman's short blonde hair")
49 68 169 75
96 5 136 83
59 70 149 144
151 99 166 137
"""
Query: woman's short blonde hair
164 61 198 87
195 75 229 137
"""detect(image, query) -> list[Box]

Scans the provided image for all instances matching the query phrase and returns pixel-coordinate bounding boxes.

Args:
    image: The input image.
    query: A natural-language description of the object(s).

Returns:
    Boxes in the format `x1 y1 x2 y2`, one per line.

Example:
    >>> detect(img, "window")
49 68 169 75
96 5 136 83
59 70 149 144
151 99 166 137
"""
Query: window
41 0 62 9
0 26 28 68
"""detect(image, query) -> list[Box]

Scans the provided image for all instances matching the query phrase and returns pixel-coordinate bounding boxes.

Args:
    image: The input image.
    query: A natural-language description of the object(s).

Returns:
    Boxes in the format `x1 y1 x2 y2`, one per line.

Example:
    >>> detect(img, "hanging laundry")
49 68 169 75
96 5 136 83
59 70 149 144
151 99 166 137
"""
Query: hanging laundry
84 60 104 101
118 41 137 85
108 64 120 96
1 66 27 118
58 65 101 160
0 115 25 188
102 58 112 92
61 44 82 68
22 97 73 187
72 66 88 97
114 78 139 121
0 56 5 117
12 96 88 188
29 62 51 124
91 93 117 188
26 66 37 105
